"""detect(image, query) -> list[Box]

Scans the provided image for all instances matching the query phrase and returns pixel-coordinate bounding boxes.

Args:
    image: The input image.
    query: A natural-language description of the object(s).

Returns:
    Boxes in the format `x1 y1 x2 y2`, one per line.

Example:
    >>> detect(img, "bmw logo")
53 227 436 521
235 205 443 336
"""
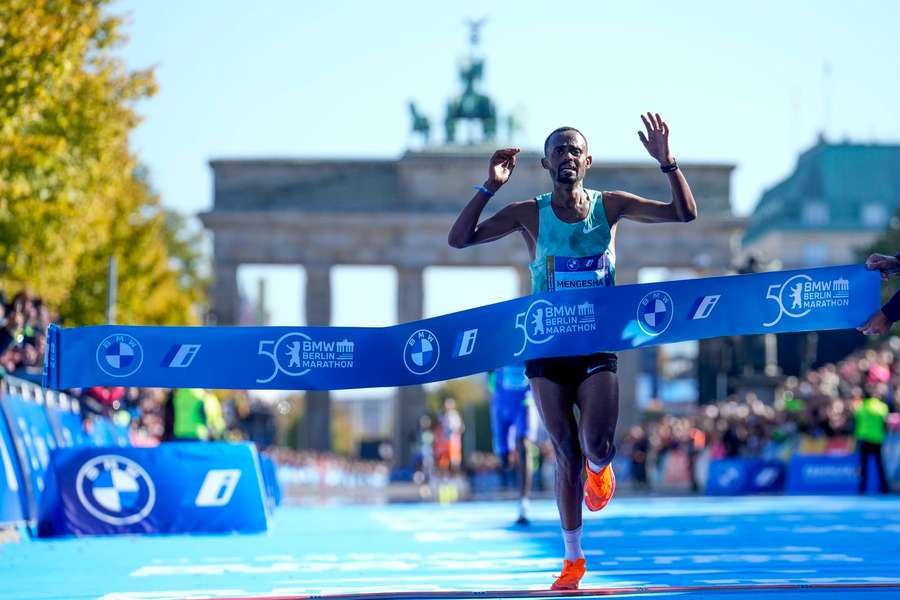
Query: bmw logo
637 290 674 337
403 329 440 375
566 258 580 271
76 455 156 526
96 334 144 377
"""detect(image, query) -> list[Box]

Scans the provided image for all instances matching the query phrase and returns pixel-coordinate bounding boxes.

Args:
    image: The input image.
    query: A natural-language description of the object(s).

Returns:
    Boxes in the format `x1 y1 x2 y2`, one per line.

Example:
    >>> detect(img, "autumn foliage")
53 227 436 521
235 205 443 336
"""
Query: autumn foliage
0 0 205 325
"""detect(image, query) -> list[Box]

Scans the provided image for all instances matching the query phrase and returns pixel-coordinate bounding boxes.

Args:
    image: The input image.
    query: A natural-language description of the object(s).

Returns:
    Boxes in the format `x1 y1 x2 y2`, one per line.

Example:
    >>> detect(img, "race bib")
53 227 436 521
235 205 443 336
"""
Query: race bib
547 253 613 291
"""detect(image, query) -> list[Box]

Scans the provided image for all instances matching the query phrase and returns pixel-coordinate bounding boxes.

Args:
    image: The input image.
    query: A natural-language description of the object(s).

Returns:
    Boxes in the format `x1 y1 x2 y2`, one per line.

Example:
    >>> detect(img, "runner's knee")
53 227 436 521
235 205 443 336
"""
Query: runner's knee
582 430 616 467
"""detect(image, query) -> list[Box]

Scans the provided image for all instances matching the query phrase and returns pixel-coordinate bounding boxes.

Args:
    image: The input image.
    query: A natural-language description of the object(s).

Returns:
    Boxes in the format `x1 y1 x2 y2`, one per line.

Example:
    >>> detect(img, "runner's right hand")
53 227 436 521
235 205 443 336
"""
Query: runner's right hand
486 148 520 192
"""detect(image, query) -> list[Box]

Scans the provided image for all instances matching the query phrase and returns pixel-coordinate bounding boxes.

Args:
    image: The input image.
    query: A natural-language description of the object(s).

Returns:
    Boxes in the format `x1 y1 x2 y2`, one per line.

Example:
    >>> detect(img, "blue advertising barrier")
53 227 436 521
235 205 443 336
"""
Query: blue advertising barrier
37 442 269 537
883 434 900 484
0 379 59 518
0 387 27 525
259 454 282 508
44 265 878 391
44 391 90 448
88 415 130 447
786 453 882 494
706 459 786 495
111 422 132 447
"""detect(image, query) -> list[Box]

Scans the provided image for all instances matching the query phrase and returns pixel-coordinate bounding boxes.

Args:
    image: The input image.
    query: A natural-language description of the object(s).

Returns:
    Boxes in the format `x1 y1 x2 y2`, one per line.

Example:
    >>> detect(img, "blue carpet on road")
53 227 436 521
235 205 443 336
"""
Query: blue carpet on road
2 496 900 599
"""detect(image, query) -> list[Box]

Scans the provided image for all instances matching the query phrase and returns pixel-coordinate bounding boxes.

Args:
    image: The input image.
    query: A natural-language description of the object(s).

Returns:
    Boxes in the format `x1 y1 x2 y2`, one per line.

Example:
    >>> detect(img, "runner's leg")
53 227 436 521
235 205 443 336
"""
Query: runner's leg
576 371 619 471
531 376 582 531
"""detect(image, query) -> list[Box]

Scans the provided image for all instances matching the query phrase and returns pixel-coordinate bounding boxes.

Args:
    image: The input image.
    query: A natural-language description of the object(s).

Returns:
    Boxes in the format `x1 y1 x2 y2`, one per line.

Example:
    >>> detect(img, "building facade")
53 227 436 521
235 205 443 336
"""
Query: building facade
743 140 900 268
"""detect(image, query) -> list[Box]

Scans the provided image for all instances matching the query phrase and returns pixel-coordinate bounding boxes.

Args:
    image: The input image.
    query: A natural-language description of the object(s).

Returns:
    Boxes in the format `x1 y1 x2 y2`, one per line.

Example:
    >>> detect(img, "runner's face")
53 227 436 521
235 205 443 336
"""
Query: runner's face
543 131 591 184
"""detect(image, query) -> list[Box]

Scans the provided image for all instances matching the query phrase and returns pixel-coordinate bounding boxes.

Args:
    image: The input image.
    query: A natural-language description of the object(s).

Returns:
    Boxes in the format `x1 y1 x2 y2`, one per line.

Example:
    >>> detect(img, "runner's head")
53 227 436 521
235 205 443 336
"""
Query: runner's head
542 127 591 184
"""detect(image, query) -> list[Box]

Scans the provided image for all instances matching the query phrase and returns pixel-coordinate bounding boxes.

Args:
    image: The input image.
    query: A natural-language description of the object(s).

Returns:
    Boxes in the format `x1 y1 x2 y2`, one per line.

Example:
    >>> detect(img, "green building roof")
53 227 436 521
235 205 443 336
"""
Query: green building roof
743 140 900 245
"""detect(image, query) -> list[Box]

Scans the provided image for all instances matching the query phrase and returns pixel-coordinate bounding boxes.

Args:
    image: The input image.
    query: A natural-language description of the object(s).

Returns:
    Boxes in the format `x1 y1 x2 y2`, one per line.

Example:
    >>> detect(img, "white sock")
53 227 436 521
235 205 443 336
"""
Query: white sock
562 525 584 561
587 459 604 474
519 497 529 518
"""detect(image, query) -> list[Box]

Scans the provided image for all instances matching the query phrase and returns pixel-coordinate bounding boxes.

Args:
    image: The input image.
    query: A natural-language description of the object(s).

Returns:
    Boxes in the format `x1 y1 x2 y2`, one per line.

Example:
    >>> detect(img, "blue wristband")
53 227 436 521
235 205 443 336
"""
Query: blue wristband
473 184 494 197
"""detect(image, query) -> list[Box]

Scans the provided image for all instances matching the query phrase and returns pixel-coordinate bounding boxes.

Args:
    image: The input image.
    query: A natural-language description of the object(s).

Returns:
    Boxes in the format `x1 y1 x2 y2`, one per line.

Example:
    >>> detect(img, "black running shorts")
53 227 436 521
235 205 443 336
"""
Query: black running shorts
524 352 617 387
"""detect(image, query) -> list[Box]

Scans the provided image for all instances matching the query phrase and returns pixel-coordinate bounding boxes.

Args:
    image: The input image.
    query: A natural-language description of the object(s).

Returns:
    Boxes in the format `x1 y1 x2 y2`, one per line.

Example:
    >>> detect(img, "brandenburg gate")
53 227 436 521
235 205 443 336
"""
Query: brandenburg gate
200 26 743 464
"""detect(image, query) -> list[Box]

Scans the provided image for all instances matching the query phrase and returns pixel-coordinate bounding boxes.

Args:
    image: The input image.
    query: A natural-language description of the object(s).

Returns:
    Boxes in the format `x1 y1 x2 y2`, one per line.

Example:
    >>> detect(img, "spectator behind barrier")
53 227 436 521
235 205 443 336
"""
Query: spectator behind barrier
0 291 49 381
855 385 890 493
163 388 225 441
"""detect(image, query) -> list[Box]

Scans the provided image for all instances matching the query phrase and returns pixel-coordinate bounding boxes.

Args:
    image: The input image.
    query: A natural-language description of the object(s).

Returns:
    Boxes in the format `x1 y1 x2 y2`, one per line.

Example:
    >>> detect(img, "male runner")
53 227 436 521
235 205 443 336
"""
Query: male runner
449 113 697 590
487 364 535 525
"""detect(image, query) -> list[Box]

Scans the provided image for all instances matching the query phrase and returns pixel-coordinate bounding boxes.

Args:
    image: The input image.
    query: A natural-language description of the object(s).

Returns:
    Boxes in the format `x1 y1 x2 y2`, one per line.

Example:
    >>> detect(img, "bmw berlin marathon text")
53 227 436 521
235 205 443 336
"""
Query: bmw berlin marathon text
257 333 355 383
764 274 850 327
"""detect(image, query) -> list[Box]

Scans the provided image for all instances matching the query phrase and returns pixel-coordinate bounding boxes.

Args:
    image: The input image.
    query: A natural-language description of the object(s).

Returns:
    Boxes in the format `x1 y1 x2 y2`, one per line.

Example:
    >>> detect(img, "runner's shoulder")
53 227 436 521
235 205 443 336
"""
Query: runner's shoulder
507 197 539 210
597 190 631 223
498 197 538 220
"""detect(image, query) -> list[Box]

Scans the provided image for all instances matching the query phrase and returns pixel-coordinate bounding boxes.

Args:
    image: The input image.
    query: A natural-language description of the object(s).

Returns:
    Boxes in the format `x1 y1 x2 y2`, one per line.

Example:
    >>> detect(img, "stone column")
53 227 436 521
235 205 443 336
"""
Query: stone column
303 264 332 452
305 264 332 327
211 262 239 325
395 265 426 468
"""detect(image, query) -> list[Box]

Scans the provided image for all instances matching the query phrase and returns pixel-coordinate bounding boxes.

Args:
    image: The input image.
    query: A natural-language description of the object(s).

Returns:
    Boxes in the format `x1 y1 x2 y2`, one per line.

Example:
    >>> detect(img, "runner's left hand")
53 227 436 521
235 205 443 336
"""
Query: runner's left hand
865 253 900 280
858 309 892 335
638 112 674 166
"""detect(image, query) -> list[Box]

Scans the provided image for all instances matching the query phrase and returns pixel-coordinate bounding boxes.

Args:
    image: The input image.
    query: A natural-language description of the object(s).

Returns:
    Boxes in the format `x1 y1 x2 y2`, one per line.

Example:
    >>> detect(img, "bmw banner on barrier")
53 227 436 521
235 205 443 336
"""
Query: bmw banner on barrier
706 459 786 495
37 442 269 536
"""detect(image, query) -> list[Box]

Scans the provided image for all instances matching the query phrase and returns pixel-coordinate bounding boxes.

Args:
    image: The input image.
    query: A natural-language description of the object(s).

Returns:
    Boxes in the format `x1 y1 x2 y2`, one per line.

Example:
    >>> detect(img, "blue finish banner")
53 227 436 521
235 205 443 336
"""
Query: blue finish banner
706 459 786 495
43 265 878 391
37 442 269 537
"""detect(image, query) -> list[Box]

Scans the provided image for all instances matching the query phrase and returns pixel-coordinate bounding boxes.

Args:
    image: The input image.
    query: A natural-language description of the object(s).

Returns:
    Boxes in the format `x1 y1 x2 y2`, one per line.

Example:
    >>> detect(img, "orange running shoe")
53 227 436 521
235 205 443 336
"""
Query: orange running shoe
584 461 616 511
551 558 586 590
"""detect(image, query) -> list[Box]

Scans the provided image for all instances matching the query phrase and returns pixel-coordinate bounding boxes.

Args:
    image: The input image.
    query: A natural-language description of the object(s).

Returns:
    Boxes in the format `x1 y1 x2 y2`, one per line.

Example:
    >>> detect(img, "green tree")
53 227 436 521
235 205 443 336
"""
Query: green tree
0 0 206 324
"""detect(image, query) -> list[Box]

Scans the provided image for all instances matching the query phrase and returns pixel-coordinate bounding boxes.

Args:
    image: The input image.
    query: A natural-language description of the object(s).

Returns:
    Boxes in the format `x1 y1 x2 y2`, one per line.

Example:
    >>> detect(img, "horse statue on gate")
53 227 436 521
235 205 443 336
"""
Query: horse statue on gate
408 101 431 146
444 56 497 144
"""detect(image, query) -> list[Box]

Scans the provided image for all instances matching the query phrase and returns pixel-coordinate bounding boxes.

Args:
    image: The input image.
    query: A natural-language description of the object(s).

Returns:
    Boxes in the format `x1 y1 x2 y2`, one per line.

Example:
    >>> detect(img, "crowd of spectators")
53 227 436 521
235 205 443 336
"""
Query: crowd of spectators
118 388 280 447
622 342 900 491
0 291 51 381
270 447 389 491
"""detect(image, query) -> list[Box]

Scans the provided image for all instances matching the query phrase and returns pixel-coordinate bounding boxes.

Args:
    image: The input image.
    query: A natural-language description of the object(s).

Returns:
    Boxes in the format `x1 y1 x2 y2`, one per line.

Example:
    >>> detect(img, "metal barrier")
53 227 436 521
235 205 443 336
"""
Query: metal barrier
44 389 90 448
0 376 127 526
0 378 28 525
705 434 900 496
1 376 278 536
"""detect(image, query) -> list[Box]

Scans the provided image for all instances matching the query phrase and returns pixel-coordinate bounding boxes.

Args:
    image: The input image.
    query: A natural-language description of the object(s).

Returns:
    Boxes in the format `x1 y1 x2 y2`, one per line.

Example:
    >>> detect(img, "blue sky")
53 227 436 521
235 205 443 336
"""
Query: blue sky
117 0 900 329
